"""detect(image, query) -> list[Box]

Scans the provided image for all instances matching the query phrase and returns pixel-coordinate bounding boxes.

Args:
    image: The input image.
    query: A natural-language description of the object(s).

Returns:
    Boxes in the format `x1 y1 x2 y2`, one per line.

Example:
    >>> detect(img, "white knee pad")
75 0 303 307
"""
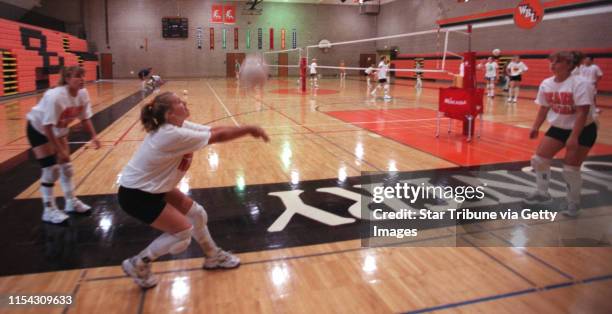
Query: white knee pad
59 163 74 178
168 227 193 255
187 202 208 229
531 155 551 171
41 165 60 184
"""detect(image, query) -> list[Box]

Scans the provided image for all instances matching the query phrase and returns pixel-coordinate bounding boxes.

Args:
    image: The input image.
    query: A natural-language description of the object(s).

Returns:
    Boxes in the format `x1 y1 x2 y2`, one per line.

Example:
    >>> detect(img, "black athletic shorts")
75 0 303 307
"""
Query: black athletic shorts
118 186 167 224
509 75 522 82
545 122 597 148
26 121 49 147
378 78 387 84
310 73 316 77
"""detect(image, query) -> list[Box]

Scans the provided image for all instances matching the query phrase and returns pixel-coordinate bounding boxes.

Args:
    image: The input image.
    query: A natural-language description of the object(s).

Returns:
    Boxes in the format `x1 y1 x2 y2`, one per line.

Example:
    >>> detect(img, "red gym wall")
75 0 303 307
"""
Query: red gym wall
0 18 98 97
392 48 612 92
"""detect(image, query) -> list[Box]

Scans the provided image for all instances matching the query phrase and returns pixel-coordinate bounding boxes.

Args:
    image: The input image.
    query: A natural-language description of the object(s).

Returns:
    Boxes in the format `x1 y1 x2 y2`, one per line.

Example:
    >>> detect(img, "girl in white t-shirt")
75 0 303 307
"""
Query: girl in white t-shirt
506 55 528 103
526 51 596 217
309 58 318 88
364 64 375 86
370 56 391 100
118 91 269 289
483 57 498 97
25 66 100 224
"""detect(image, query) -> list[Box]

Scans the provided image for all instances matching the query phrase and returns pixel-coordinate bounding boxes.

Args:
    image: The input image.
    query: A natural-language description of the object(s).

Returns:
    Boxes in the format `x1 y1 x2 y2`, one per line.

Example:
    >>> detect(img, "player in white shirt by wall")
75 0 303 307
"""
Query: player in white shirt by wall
526 51 597 217
364 64 375 86
25 66 100 224
370 56 391 100
576 56 603 112
117 92 269 289
483 57 498 97
506 55 528 103
309 58 319 88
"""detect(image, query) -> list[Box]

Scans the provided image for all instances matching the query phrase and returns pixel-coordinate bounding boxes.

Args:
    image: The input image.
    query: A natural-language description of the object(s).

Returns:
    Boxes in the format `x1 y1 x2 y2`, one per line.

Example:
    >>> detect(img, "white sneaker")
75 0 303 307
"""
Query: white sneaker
524 191 552 205
122 257 158 289
64 198 91 213
384 95 392 100
513 98 518 103
203 249 240 270
42 207 69 224
562 202 580 218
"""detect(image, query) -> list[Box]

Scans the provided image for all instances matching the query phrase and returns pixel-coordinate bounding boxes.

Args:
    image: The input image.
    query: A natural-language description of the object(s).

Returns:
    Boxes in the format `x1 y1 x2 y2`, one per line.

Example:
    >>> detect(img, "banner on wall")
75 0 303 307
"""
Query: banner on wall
246 29 251 49
269 28 274 50
292 28 297 49
210 27 214 49
211 4 223 23
222 29 227 49
196 27 203 49
234 28 239 49
257 28 262 50
223 5 236 24
281 29 286 49
514 0 543 29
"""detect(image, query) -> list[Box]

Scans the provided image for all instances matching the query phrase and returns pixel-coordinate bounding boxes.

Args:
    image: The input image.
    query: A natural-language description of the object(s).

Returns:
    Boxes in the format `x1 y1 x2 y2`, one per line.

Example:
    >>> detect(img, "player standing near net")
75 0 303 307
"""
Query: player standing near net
365 63 375 86
118 91 269 288
506 55 528 103
309 58 319 88
26 66 100 224
339 60 346 80
575 56 603 113
370 56 391 100
526 51 597 217
484 57 498 98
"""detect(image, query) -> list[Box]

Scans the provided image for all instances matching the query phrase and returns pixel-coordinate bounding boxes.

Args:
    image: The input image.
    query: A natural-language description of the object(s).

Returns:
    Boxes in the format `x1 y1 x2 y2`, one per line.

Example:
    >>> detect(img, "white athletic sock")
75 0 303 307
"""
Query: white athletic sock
40 165 59 209
137 227 193 262
514 87 520 100
562 165 582 204
59 163 76 202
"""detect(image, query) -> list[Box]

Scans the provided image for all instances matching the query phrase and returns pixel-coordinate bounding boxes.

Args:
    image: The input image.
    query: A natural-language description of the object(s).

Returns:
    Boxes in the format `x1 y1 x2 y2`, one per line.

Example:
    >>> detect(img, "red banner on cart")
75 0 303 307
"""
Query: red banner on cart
269 28 274 50
210 27 215 49
211 4 223 23
438 88 484 120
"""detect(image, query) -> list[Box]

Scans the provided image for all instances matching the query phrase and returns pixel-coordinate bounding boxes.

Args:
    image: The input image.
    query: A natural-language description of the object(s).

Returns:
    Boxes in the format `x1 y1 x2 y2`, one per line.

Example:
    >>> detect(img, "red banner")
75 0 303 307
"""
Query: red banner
210 27 214 50
211 4 223 23
514 0 543 29
234 28 239 49
281 29 286 49
269 28 274 50
223 5 236 24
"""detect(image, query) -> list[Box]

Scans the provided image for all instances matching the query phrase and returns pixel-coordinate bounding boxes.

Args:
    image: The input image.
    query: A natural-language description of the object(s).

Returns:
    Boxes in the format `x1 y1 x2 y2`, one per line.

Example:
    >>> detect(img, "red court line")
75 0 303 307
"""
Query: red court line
326 108 612 166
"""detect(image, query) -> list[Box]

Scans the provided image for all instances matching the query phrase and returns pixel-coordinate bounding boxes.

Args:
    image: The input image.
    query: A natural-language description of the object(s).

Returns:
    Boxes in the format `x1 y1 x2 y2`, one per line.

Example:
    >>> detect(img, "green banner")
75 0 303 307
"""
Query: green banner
246 29 251 49
222 29 227 49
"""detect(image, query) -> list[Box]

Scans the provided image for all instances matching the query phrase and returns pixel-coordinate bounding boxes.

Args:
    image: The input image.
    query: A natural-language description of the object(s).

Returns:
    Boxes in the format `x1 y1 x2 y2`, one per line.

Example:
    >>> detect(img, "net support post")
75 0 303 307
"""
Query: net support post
300 57 307 93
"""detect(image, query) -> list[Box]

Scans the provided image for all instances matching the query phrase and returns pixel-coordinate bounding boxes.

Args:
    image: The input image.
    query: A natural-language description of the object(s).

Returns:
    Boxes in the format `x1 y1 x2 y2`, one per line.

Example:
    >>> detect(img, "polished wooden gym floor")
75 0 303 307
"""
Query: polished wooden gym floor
0 77 611 313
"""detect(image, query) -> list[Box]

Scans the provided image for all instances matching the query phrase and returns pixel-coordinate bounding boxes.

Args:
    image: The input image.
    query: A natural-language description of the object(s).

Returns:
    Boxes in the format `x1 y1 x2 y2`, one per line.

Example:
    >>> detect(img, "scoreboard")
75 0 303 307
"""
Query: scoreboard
162 17 188 38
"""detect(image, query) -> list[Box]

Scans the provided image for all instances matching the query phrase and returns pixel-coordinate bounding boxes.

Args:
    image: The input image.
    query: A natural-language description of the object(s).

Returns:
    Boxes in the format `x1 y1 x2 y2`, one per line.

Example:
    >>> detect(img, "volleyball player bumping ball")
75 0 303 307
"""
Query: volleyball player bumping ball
118 62 270 289
26 66 100 224
526 51 597 218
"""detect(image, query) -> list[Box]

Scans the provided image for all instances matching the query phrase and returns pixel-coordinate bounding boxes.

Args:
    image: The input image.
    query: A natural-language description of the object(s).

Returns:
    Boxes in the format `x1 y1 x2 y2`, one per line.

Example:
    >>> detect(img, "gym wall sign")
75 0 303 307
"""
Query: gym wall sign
514 0 544 29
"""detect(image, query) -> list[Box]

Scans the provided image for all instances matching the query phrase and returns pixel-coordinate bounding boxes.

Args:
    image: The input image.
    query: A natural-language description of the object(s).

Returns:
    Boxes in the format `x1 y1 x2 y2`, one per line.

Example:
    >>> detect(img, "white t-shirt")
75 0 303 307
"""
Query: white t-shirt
377 61 388 80
365 66 374 75
485 62 498 78
119 121 211 193
310 62 317 74
26 86 93 137
535 75 595 129
507 61 528 77
577 64 603 84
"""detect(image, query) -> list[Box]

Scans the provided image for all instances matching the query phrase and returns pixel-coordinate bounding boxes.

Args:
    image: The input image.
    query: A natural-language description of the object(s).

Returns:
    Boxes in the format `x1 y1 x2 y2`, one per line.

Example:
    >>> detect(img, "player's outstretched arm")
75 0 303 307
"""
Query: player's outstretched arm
209 125 269 144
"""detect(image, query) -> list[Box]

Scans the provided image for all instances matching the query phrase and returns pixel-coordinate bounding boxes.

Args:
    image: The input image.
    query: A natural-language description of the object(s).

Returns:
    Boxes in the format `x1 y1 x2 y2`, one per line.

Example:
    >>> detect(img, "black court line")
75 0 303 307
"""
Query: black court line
404 274 612 314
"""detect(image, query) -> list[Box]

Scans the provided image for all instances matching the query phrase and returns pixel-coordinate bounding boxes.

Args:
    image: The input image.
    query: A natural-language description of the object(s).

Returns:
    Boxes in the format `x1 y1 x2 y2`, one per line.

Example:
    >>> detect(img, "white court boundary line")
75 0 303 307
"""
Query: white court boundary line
206 80 240 126
263 117 443 129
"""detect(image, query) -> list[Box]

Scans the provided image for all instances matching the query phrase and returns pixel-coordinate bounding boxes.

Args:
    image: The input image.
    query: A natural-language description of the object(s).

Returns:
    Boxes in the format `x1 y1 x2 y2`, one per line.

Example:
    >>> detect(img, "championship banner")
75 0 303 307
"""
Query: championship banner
281 29 286 49
269 28 274 50
210 27 214 50
514 0 543 29
246 29 251 49
292 28 297 49
223 5 236 24
222 28 227 49
257 28 262 50
211 4 223 23
234 28 239 49
196 26 203 49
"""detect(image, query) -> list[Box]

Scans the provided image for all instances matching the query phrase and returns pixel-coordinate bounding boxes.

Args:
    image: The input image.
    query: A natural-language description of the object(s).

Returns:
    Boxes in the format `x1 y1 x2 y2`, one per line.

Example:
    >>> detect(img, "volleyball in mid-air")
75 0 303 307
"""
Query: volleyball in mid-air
492 48 501 56
239 54 268 88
